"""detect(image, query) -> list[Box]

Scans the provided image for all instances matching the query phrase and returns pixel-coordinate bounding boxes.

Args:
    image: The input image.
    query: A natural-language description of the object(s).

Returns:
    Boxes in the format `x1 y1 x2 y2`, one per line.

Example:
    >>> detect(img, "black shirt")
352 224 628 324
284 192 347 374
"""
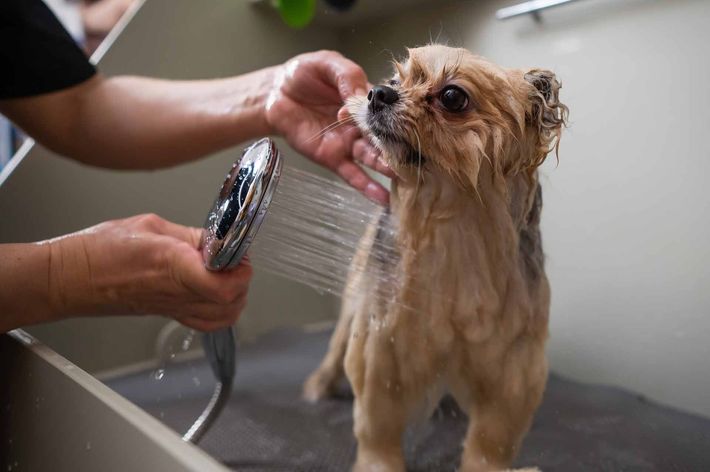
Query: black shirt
0 0 96 99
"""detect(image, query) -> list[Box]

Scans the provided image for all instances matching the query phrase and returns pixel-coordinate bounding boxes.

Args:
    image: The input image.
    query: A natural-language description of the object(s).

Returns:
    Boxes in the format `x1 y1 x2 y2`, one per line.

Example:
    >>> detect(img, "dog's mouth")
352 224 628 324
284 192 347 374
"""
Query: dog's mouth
366 114 426 167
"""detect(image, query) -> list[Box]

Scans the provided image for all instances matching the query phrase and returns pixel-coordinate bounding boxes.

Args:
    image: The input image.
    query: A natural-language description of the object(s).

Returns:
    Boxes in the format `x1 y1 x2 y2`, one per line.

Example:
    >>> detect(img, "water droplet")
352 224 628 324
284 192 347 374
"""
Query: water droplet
192 377 201 387
159 411 165 419
153 369 165 381
181 331 195 351
389 336 394 343
85 441 91 451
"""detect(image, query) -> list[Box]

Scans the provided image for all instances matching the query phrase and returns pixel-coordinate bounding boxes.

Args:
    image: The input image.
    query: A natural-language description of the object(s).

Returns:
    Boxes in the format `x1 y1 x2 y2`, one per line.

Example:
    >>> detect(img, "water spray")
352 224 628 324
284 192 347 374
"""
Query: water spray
184 137 401 442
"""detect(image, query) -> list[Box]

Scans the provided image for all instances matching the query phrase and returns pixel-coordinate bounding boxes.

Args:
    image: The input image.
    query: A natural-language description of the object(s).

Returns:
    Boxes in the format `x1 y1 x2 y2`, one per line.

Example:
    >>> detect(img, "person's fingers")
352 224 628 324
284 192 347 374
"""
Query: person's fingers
184 296 247 323
336 160 390 206
338 122 361 146
179 316 225 332
336 106 392 177
172 249 253 304
156 220 203 248
312 123 357 169
313 52 369 99
130 214 203 248
337 106 351 122
330 126 394 181
352 139 395 178
179 297 247 332
318 125 390 205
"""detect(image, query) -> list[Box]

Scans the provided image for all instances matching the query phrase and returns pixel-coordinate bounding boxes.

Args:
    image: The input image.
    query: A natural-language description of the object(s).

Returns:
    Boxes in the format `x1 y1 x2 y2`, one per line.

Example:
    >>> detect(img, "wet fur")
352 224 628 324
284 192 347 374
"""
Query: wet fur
304 45 568 471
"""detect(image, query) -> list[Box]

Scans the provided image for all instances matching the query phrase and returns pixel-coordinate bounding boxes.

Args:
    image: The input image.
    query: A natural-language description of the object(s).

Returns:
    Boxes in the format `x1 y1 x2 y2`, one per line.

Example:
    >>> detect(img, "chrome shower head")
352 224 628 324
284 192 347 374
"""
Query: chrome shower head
184 138 282 444
202 137 283 270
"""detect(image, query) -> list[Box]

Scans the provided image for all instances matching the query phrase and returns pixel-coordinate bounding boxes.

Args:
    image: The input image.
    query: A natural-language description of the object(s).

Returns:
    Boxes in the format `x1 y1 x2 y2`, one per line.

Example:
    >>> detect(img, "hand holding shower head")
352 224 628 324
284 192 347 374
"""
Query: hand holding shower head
183 138 282 443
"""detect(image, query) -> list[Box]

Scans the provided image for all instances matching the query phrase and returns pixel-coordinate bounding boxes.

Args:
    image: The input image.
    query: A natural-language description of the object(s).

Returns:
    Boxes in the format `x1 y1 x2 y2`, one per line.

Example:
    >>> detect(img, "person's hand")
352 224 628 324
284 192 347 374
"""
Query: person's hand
265 50 394 205
48 214 252 332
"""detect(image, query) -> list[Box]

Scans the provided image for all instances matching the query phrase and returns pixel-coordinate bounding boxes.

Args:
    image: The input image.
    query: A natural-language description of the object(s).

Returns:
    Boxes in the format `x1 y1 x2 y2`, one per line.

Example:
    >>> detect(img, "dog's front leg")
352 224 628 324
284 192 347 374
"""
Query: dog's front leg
350 367 407 471
458 345 547 472
460 400 530 472
345 318 408 472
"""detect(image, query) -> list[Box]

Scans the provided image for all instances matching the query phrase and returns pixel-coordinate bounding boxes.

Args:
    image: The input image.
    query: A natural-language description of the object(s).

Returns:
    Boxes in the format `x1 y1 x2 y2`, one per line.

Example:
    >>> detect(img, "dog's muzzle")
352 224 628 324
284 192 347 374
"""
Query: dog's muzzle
368 85 399 113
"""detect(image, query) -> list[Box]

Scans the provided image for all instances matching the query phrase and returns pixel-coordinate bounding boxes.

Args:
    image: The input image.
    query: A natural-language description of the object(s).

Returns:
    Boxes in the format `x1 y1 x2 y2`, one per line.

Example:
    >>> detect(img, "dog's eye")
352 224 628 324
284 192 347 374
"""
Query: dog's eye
389 79 400 87
439 86 469 112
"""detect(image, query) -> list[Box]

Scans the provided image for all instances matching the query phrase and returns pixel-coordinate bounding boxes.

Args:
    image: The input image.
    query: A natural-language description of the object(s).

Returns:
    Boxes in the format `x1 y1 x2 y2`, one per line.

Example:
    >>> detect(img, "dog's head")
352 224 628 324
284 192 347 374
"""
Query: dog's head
348 45 568 191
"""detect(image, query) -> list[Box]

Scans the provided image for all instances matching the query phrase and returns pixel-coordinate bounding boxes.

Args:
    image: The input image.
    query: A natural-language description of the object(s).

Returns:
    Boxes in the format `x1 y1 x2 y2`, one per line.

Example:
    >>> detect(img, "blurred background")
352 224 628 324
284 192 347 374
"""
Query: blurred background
1 0 709 447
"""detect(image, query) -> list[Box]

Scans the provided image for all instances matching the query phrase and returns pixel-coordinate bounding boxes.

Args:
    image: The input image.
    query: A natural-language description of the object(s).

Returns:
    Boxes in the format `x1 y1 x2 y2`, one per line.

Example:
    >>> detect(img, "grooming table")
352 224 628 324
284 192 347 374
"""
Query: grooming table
107 328 710 471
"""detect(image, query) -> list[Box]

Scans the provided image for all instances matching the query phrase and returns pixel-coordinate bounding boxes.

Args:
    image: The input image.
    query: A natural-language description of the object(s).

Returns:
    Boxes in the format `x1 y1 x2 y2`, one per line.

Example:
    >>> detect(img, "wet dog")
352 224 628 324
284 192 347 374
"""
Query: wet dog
304 45 567 471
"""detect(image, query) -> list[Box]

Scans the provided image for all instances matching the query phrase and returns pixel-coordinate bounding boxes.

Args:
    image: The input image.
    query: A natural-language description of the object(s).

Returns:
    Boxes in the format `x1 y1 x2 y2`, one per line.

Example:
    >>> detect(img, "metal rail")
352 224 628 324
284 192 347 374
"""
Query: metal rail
496 0 582 21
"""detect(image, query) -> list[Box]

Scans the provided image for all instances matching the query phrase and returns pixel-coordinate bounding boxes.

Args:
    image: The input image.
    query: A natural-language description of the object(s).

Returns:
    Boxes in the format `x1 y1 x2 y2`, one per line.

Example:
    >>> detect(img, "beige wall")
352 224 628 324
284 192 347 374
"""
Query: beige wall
340 0 710 416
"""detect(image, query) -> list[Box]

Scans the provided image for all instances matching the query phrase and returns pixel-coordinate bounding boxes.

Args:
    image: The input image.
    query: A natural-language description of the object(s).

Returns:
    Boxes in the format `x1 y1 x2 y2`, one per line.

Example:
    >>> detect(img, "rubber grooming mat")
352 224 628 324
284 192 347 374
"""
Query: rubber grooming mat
107 328 710 471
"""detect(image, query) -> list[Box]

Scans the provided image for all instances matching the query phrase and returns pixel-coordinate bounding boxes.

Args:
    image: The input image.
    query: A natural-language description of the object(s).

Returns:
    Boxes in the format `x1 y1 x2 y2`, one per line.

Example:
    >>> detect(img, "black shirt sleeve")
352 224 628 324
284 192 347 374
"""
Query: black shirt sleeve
0 0 97 99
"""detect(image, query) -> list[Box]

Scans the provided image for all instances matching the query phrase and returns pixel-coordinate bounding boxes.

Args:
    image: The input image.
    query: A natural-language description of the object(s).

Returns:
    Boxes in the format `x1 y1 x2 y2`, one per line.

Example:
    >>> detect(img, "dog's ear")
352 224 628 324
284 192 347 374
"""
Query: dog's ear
524 69 568 165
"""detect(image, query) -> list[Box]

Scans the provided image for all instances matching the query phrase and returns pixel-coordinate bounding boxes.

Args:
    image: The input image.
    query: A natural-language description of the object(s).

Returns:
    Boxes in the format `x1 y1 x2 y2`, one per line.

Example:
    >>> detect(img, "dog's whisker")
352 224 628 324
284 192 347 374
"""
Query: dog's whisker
313 116 355 138
306 117 356 144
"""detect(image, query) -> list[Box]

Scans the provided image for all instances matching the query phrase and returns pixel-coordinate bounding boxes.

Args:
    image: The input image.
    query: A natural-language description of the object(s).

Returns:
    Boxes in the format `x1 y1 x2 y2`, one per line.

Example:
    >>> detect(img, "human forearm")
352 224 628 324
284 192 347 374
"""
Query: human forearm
73 71 277 168
0 67 278 169
0 242 56 333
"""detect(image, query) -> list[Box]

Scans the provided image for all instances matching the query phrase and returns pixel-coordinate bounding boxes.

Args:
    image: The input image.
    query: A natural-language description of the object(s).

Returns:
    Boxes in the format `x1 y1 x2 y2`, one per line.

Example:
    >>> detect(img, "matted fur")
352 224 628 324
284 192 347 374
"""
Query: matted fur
304 45 567 472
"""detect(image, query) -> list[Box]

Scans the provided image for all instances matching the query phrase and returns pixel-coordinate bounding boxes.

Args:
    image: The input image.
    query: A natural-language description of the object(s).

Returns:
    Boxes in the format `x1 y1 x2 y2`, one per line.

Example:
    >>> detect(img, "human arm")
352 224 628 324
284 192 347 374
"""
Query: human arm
0 51 392 203
0 70 274 170
0 214 251 334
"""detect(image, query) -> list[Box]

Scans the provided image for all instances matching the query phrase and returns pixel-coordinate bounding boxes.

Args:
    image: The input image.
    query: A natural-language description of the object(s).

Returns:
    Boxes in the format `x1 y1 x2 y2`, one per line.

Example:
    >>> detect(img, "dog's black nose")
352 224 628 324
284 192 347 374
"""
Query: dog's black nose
368 85 399 112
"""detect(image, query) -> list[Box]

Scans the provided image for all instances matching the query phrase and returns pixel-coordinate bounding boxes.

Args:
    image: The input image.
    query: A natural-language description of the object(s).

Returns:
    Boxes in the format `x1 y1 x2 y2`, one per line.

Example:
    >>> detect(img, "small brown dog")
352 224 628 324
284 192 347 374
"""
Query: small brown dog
304 45 567 471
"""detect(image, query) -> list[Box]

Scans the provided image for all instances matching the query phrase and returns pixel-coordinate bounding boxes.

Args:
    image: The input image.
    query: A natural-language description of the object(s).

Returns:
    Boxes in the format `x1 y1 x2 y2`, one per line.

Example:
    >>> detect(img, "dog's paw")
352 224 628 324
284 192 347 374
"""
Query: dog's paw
302 369 335 403
354 450 406 472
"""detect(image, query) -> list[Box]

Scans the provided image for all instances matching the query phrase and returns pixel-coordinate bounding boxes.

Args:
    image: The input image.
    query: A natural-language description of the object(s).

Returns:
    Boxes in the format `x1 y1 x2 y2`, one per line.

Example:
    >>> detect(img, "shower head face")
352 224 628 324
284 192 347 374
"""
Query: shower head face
202 138 282 271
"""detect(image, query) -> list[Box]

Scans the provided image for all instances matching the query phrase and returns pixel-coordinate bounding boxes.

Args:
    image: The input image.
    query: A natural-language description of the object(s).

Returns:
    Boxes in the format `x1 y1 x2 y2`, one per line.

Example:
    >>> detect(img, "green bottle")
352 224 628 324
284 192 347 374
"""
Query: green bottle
275 0 317 29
